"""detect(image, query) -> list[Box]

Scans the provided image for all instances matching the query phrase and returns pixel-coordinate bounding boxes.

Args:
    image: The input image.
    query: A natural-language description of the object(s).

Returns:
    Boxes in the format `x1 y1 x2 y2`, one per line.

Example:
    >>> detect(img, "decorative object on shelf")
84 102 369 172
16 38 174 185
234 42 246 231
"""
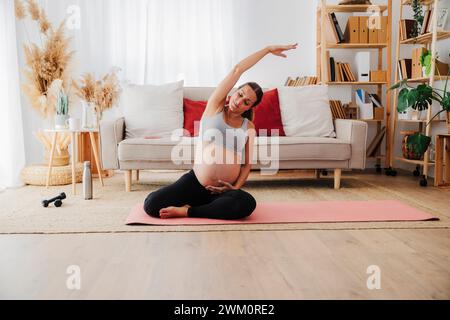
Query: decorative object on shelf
14 0 74 120
410 0 424 39
54 89 69 129
401 131 431 160
436 7 448 32
72 71 121 128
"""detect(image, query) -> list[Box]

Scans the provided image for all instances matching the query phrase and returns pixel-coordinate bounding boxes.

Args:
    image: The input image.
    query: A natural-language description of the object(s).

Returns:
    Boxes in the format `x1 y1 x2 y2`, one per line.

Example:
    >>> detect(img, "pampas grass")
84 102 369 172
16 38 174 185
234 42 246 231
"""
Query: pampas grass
73 72 121 119
26 0 40 21
14 0 26 20
16 0 74 118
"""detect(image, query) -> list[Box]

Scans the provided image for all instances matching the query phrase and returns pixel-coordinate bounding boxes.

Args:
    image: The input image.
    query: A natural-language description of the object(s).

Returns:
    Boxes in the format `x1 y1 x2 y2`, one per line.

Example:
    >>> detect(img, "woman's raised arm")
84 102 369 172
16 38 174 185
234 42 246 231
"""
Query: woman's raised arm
203 44 298 117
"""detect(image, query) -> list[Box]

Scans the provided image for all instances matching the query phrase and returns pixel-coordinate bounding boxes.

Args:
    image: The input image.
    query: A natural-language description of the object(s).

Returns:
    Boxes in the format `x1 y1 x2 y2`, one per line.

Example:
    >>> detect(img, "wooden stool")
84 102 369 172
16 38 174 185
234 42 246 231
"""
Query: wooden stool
434 134 450 187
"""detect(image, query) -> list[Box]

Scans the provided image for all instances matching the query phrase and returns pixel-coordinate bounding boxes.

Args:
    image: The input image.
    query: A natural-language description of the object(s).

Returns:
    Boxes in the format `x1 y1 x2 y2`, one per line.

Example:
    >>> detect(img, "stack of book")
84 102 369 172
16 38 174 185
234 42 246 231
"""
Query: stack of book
329 100 347 119
327 54 357 82
397 59 412 80
284 76 318 86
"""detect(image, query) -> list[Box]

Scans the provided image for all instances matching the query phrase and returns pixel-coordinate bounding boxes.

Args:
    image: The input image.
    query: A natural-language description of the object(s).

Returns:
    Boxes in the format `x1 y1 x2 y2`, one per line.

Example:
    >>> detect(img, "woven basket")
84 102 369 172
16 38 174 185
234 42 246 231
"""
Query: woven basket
44 149 70 167
21 164 83 186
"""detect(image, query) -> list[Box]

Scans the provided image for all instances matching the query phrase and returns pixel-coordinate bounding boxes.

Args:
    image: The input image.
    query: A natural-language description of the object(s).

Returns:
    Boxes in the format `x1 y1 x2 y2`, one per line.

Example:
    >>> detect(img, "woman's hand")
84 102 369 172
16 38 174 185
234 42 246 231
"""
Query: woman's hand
267 43 298 58
206 180 238 194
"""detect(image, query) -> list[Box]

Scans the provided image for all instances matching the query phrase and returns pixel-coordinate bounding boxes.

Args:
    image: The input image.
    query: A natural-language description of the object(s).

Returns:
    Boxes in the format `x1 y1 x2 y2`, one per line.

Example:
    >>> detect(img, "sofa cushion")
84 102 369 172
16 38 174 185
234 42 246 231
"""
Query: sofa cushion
255 136 350 161
253 88 286 137
277 85 336 138
183 98 206 137
122 80 184 139
118 136 350 162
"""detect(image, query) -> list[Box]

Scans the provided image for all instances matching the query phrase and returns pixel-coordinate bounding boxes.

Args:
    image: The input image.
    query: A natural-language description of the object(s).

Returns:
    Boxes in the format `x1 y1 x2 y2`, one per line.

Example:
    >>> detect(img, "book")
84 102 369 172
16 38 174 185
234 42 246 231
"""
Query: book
330 57 336 82
330 12 345 43
401 59 412 79
368 93 382 108
401 19 416 40
328 13 340 43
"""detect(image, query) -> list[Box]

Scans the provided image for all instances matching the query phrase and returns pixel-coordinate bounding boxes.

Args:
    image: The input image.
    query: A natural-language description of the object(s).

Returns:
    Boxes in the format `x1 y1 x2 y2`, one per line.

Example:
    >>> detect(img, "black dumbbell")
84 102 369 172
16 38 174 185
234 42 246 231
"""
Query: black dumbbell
42 192 66 208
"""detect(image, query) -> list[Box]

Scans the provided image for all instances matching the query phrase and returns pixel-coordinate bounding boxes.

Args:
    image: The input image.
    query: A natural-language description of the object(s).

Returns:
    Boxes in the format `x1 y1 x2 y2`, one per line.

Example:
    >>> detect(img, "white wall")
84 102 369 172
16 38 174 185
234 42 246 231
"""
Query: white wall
16 0 450 178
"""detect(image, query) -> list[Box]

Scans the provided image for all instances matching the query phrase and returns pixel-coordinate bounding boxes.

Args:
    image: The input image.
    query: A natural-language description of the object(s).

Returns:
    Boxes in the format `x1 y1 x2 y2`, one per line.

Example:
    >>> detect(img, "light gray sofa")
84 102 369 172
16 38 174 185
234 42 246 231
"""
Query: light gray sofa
100 87 368 191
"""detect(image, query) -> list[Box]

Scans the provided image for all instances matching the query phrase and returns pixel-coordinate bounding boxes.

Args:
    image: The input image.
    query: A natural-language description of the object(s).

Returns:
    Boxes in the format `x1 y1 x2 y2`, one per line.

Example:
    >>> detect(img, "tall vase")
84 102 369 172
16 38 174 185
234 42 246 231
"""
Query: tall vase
81 101 96 129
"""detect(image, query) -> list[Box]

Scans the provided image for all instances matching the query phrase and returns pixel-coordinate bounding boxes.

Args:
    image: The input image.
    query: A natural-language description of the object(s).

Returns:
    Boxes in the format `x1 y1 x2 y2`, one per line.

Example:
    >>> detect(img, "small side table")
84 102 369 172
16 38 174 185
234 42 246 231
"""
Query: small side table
45 128 104 194
434 134 450 187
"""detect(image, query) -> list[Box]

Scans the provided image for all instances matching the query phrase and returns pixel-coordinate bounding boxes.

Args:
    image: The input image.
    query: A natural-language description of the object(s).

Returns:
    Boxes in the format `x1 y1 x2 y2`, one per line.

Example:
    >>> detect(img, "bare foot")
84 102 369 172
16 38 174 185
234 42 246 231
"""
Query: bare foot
159 205 191 219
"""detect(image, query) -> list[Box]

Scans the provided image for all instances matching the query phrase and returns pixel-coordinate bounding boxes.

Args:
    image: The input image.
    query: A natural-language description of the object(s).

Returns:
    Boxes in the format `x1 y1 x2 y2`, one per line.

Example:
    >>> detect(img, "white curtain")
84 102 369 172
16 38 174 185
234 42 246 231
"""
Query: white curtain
42 0 235 86
0 0 26 189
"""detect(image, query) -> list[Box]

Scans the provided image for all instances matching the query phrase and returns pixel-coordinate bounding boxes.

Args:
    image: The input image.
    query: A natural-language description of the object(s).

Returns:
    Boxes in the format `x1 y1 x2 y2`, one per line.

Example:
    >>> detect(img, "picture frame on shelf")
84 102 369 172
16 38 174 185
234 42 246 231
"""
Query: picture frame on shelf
436 8 448 32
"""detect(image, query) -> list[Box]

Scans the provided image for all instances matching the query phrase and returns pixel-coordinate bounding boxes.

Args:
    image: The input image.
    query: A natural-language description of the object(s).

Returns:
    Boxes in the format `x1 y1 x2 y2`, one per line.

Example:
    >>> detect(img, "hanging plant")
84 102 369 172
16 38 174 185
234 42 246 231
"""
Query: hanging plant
410 0 424 38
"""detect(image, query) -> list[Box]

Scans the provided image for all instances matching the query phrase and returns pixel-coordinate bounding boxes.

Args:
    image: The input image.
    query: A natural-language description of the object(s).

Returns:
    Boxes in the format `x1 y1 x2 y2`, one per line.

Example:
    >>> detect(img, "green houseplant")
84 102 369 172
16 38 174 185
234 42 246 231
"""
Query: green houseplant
389 57 450 160
420 50 433 77
54 89 69 129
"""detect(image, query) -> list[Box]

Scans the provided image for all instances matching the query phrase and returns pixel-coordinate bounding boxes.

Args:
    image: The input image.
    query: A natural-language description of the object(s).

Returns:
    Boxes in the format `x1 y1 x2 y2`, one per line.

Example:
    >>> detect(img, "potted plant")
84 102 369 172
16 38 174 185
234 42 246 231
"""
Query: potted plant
420 50 432 77
389 58 450 160
55 89 69 129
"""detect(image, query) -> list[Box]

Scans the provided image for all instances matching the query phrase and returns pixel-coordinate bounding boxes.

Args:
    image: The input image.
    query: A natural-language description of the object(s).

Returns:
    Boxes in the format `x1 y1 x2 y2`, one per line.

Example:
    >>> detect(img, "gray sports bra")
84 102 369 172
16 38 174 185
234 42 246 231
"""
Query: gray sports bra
199 109 249 162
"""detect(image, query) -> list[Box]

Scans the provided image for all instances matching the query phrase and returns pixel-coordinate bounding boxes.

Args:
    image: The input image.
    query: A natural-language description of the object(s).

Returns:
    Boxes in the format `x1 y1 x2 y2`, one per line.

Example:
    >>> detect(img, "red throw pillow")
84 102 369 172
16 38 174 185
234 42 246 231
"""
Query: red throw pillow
183 98 207 136
253 89 286 136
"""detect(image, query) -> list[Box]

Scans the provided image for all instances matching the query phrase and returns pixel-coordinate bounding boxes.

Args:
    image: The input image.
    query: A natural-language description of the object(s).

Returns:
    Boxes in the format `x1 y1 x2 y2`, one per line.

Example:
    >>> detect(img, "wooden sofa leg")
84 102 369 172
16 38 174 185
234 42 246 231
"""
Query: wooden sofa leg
334 169 341 189
124 170 132 192
315 170 320 179
136 170 140 182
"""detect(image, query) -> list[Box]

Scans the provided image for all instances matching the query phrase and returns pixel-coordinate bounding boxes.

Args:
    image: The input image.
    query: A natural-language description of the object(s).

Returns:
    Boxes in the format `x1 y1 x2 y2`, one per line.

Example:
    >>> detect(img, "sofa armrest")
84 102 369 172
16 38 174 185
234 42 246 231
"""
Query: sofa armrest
99 117 125 170
334 119 368 169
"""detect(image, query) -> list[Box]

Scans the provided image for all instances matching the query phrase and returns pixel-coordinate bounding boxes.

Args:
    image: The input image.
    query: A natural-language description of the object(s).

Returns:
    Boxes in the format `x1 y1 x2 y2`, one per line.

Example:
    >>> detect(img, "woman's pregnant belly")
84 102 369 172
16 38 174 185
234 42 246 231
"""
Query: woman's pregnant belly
193 142 242 187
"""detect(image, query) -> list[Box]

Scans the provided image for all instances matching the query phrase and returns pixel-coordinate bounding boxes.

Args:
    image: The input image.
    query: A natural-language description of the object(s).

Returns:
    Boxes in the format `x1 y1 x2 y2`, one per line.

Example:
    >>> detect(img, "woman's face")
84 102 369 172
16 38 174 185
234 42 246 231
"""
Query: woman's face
229 85 257 114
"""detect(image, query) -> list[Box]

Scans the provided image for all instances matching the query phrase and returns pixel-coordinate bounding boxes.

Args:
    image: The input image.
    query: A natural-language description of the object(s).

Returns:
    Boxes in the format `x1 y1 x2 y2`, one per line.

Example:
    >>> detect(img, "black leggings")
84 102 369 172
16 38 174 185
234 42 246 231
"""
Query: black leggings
144 170 256 220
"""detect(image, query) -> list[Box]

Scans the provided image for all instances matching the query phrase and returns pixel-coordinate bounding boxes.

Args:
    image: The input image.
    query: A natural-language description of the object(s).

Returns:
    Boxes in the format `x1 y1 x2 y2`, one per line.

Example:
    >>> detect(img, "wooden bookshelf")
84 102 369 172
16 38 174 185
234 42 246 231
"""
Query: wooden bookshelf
402 0 435 5
406 76 450 83
398 119 446 123
400 31 450 44
317 0 392 173
389 0 447 187
394 156 435 166
326 81 388 85
317 43 388 49
319 4 388 13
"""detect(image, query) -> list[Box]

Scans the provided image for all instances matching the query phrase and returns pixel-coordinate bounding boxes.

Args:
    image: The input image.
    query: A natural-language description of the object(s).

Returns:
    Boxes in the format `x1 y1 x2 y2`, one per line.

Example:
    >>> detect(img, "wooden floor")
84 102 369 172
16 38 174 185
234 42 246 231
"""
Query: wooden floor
0 229 449 299
0 171 449 299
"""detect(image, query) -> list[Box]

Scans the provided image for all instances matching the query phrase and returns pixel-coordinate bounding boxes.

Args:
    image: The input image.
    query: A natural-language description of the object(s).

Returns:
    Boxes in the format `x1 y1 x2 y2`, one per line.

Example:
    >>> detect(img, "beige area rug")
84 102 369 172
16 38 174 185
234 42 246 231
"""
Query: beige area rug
0 170 449 234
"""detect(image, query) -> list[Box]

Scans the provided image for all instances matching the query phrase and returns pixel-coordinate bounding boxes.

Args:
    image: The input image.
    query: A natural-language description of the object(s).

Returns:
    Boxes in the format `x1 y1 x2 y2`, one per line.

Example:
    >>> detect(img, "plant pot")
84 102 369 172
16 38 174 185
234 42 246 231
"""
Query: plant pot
402 132 432 160
55 114 68 129
44 149 70 166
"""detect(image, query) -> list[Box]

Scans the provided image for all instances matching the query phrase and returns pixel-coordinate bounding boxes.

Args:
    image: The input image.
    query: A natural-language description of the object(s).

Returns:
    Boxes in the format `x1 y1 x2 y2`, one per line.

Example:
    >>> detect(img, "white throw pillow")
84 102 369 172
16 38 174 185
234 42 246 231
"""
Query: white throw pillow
277 85 336 137
122 80 184 138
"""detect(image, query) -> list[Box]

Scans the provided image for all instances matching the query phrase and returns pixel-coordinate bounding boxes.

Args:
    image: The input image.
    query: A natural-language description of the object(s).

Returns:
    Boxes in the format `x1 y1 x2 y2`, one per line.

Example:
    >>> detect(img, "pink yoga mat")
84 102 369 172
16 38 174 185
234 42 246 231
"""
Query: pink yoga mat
125 200 438 225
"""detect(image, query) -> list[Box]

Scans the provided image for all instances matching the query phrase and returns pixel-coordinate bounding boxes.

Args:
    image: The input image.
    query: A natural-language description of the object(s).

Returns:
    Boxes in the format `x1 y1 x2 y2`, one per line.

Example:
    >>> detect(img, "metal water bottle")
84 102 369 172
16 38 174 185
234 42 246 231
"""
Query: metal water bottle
83 161 93 200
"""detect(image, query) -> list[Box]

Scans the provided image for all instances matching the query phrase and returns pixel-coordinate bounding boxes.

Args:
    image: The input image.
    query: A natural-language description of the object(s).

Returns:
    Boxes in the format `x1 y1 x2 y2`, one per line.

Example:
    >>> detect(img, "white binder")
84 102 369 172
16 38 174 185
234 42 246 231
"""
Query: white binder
355 52 370 82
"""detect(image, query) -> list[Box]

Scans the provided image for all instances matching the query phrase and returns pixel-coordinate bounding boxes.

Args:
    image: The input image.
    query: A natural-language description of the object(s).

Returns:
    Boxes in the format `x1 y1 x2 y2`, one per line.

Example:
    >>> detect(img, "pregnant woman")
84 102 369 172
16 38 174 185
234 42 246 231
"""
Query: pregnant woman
144 44 298 219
